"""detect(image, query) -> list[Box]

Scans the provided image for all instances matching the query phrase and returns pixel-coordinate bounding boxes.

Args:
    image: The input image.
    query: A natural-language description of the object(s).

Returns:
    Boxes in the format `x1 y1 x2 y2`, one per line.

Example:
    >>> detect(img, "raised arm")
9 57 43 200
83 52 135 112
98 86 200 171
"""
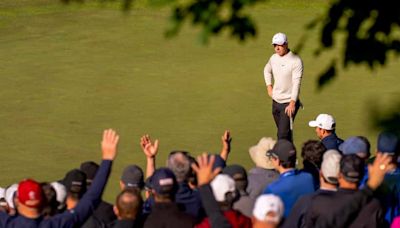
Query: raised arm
51 129 119 227
220 130 232 161
140 134 159 179
193 153 232 228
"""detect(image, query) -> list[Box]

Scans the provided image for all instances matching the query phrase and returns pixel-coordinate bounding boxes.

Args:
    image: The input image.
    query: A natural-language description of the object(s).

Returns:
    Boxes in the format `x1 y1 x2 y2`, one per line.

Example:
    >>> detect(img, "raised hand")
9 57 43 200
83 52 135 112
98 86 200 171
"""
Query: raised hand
191 153 221 186
220 130 232 161
101 129 119 160
367 153 396 190
140 134 159 159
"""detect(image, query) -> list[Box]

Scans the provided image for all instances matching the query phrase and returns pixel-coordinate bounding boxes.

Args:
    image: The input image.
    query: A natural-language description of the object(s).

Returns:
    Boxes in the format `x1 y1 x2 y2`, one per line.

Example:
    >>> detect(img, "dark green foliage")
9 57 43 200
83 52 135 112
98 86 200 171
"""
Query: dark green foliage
370 100 400 136
166 0 260 43
318 0 400 73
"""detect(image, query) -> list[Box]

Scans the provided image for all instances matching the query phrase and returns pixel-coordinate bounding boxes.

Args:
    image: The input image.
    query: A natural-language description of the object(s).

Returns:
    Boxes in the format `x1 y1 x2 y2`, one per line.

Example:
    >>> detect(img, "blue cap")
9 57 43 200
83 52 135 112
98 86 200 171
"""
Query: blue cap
377 132 399 154
148 168 178 195
339 137 368 155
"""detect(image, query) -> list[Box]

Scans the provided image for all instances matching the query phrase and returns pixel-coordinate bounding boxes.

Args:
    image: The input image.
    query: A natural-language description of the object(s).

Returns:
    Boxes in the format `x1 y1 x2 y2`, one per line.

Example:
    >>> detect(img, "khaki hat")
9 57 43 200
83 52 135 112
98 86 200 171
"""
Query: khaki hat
249 137 276 169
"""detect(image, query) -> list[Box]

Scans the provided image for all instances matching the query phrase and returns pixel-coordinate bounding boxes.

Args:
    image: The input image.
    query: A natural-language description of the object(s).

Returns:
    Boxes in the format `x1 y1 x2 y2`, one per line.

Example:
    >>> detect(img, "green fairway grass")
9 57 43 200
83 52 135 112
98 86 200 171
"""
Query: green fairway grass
0 0 399 201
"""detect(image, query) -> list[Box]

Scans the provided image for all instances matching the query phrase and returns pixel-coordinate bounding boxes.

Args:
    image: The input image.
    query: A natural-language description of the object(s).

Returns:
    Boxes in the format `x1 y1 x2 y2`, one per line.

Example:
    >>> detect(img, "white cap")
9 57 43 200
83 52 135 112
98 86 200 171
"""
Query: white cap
308 114 336 130
50 182 67 206
249 137 276 169
210 174 236 202
272 33 287 45
0 187 5 199
5 184 18 209
321 149 342 184
253 194 284 223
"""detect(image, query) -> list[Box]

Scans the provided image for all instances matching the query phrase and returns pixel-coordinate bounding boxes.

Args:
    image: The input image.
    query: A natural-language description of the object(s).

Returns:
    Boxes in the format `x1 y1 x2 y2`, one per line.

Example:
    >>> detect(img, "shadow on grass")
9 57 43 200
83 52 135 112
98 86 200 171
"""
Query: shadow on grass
369 99 400 136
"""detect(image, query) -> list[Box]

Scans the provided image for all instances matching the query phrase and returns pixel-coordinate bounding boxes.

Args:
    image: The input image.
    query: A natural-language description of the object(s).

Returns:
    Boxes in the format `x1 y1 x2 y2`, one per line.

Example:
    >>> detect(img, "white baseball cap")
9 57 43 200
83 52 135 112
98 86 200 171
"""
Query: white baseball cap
308 114 336 130
253 194 284 223
5 184 18 209
50 182 67 206
272 33 287 45
0 187 5 199
321 149 342 184
210 174 236 202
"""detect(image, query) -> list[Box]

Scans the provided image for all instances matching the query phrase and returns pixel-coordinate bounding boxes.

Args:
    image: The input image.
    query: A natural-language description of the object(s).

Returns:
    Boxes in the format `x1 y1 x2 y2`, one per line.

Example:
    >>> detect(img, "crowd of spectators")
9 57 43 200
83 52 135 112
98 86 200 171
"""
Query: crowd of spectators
0 113 399 228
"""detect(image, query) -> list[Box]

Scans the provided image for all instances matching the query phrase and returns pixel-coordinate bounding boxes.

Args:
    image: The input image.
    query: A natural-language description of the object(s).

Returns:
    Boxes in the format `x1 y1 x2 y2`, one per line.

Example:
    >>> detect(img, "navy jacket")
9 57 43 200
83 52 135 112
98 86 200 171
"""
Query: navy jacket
0 160 112 228
175 182 204 220
321 133 343 151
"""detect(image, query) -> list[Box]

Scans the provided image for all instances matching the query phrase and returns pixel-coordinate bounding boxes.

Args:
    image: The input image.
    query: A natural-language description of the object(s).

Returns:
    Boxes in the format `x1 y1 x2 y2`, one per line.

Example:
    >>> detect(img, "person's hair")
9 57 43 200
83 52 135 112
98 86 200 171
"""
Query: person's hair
67 192 81 201
301 140 326 168
167 151 191 182
217 191 239 211
115 188 143 219
40 183 58 218
280 159 296 169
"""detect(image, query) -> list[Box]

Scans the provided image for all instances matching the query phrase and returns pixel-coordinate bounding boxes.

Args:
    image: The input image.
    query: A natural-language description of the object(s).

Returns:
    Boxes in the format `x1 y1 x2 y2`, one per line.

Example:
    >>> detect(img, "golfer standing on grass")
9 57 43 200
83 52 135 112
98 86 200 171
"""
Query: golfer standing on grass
264 32 303 142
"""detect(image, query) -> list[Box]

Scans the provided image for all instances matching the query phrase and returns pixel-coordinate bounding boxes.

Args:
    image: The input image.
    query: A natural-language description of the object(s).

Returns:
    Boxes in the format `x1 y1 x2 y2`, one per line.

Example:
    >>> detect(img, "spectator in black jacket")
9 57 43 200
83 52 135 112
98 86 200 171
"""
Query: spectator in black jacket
283 149 341 228
143 168 195 228
80 161 117 228
305 154 386 228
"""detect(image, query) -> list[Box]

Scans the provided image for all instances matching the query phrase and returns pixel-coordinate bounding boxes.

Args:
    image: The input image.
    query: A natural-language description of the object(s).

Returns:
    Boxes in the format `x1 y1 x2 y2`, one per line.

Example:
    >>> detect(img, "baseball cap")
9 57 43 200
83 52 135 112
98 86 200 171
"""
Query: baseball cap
17 179 43 208
249 137 276 169
62 169 87 196
321 149 342 184
0 187 5 199
149 168 178 195
121 165 144 189
377 132 399 155
50 181 67 207
340 154 364 183
253 194 284 223
5 184 18 209
339 137 369 156
266 139 296 162
308 114 336 130
210 174 236 202
271 33 287 45
80 161 99 185
223 164 247 181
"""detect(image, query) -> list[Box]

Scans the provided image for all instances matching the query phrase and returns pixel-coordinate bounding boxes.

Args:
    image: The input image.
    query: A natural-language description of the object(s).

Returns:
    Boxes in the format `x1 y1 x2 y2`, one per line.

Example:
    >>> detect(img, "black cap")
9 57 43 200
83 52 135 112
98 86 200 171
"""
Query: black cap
377 132 399 155
121 165 144 189
80 161 99 184
267 139 296 162
222 164 247 181
62 169 87 196
340 154 365 183
148 168 178 196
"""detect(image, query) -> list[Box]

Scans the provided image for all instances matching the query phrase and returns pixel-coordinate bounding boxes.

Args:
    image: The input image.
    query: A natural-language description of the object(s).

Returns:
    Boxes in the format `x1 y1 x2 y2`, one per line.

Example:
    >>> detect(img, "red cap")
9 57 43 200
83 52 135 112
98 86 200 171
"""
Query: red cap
17 179 43 208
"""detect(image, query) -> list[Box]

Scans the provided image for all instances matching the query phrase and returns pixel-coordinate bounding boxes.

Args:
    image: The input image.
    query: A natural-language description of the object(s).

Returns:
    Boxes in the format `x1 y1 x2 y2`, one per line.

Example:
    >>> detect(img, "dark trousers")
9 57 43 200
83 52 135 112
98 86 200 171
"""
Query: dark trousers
272 100 301 142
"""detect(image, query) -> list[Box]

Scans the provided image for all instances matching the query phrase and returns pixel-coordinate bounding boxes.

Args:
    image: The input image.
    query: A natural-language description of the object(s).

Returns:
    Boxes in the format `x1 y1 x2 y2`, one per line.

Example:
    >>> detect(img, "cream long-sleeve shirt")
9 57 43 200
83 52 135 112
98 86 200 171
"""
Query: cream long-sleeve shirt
263 51 303 104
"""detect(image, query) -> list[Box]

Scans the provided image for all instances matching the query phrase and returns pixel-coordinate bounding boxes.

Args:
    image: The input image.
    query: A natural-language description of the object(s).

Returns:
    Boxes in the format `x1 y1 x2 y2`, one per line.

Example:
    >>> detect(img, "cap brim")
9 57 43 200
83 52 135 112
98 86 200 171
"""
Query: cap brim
308 121 318 128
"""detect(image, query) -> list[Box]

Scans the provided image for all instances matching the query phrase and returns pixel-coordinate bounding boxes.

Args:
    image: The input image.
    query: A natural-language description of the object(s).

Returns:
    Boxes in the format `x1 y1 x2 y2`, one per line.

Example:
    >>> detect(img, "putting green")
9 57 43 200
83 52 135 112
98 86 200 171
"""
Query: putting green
0 0 398 201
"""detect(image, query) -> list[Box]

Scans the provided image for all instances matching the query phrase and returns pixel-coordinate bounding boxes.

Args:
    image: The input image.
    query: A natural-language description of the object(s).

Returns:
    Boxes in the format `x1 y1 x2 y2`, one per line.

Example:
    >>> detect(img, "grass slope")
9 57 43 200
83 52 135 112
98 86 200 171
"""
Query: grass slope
0 0 398 201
